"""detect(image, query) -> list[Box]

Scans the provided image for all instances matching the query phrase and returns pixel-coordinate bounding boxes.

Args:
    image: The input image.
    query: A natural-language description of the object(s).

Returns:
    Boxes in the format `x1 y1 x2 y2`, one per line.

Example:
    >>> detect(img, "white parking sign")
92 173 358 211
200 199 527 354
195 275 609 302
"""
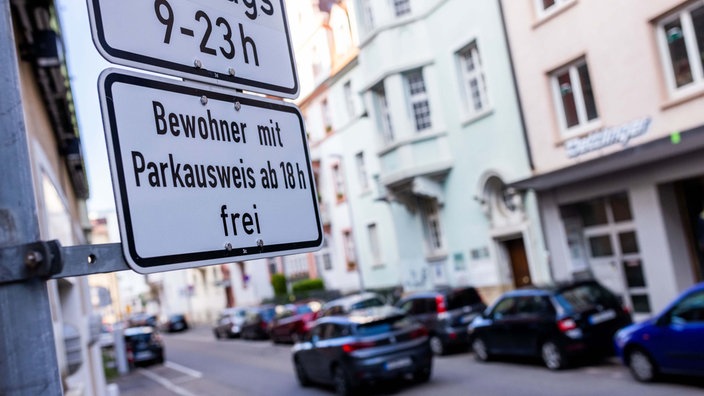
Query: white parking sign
87 0 299 98
98 69 321 273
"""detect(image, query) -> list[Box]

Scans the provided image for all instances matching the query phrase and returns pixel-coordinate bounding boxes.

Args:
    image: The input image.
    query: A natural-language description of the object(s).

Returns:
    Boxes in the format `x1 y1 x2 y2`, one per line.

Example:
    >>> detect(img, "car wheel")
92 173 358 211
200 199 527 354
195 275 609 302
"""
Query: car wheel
472 337 491 362
333 365 354 396
627 348 658 382
541 340 567 370
414 364 432 383
429 335 445 356
214 330 222 340
294 358 312 387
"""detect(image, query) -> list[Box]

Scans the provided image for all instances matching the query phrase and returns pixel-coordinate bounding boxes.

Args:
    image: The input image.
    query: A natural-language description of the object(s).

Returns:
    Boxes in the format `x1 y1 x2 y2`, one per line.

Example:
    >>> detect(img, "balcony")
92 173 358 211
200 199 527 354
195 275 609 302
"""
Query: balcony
377 131 453 201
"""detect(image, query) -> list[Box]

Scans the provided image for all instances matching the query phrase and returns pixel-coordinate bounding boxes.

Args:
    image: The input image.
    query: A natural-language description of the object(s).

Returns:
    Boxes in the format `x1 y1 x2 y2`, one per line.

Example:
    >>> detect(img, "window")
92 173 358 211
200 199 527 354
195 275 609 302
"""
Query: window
551 59 598 132
332 163 345 201
535 0 572 17
393 0 411 17
657 3 704 92
344 81 355 119
457 42 489 116
321 98 333 134
670 291 704 324
404 69 432 132
355 152 369 191
420 198 444 254
372 83 394 143
267 258 278 275
342 230 357 270
367 223 382 264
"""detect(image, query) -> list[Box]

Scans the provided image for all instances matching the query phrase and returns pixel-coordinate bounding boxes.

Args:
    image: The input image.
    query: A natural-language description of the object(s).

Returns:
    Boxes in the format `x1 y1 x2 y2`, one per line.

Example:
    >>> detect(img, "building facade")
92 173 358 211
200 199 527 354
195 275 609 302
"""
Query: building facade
503 0 704 317
6 1 109 394
350 0 548 301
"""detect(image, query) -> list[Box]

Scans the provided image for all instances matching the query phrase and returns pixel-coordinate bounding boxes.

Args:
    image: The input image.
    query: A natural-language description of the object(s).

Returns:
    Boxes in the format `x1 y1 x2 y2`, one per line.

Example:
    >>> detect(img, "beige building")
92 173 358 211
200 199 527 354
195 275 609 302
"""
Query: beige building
503 0 704 317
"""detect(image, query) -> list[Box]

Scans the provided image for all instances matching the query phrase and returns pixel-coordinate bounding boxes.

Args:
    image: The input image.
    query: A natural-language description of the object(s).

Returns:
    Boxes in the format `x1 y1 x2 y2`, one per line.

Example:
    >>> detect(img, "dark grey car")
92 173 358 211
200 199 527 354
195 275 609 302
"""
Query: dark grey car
292 306 432 395
396 286 486 355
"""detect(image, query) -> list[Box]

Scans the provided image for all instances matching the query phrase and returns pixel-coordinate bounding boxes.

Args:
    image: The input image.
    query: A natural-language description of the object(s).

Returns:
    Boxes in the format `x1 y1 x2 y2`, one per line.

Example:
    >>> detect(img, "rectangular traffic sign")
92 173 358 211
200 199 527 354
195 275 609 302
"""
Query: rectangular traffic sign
98 69 321 273
87 0 299 98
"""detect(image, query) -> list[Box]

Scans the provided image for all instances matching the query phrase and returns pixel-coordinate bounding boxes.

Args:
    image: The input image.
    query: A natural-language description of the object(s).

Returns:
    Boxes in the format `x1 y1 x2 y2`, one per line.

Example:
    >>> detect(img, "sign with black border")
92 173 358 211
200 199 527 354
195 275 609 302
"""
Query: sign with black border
87 0 299 98
98 69 321 273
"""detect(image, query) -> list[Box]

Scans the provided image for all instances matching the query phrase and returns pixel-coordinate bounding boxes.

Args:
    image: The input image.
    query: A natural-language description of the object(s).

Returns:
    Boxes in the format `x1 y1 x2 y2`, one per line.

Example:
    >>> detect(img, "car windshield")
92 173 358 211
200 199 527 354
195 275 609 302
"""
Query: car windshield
446 288 482 310
296 304 314 314
260 308 276 322
554 283 620 313
350 298 385 311
355 315 412 336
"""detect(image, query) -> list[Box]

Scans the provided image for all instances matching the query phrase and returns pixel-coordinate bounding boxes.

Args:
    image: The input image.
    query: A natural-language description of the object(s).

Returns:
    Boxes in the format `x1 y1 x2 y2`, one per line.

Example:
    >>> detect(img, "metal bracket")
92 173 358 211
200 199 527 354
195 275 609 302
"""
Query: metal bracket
0 241 130 284
52 243 129 279
0 240 62 284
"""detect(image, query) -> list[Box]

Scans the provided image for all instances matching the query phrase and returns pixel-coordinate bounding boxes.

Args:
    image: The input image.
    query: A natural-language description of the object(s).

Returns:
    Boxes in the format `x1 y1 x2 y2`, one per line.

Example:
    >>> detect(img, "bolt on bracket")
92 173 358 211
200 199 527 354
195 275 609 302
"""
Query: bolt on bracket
0 240 62 284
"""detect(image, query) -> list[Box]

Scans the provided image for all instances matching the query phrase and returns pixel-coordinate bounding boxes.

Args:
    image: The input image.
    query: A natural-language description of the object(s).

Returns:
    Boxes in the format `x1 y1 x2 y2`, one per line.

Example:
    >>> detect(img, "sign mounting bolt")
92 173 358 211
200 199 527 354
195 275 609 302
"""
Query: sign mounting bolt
25 251 44 270
200 95 208 105
234 101 241 111
256 239 264 248
224 242 233 251
194 59 203 69
228 67 236 76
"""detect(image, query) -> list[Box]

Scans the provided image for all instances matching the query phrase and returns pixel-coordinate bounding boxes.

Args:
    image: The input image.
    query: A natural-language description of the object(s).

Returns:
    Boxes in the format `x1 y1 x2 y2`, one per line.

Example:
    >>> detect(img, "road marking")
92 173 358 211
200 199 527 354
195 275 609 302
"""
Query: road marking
164 361 203 379
138 368 198 396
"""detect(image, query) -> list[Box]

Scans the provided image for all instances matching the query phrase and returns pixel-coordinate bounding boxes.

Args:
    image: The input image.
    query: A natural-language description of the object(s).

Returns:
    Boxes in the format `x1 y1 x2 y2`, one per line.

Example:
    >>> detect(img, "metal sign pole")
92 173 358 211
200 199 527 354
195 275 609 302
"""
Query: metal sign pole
0 0 64 394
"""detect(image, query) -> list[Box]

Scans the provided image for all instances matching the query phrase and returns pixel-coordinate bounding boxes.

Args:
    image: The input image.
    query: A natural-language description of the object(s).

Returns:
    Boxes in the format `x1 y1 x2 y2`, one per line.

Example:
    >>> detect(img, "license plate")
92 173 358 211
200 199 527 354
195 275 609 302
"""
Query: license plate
589 309 616 325
135 351 153 360
385 357 412 371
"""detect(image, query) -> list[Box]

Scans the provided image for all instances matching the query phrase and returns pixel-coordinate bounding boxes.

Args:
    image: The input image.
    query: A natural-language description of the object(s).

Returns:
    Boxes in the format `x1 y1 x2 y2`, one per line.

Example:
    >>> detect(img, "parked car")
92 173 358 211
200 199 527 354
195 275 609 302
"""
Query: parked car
269 300 323 344
292 306 432 395
396 286 486 355
614 282 704 382
98 323 114 348
162 314 189 333
240 305 277 340
124 326 164 367
213 307 248 339
317 292 386 318
468 280 631 370
127 313 158 328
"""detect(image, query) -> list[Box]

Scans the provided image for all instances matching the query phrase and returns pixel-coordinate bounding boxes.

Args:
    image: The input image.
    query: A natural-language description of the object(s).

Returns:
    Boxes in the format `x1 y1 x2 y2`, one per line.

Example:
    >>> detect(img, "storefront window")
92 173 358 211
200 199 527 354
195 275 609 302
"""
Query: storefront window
618 231 639 254
579 200 608 226
610 193 633 222
588 235 613 257
623 259 647 288
631 294 651 314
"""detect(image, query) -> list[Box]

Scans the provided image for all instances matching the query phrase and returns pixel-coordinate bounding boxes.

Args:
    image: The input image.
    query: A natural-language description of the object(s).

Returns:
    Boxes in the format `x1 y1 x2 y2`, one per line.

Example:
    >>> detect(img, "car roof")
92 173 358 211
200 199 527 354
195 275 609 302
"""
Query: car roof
316 306 404 325
400 286 478 300
503 279 605 297
124 326 154 336
322 292 382 309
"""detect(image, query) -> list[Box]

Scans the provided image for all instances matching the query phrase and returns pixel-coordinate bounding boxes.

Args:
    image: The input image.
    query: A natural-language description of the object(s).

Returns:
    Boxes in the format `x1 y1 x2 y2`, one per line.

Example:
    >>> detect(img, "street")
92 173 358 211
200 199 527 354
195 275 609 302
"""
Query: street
111 326 704 396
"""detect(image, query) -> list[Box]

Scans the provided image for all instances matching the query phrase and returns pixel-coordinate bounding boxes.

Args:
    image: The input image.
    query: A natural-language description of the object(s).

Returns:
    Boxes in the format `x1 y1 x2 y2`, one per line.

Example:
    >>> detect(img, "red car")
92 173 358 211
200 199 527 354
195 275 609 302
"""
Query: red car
269 301 322 344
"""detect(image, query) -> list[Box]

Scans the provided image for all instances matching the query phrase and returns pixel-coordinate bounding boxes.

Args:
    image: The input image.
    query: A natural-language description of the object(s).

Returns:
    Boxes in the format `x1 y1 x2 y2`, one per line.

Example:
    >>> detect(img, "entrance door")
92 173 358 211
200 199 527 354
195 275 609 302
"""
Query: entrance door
505 238 531 288
582 195 650 315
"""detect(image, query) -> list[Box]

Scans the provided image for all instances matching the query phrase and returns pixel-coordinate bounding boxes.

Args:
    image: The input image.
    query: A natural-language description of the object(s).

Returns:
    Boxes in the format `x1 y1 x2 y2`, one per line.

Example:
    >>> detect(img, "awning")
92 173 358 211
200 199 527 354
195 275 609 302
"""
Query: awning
510 124 704 191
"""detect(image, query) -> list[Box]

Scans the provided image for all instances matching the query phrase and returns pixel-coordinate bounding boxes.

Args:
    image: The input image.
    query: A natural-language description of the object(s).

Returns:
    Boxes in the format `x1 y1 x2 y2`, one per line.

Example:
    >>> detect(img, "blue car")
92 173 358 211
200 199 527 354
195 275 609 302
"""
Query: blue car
614 282 704 382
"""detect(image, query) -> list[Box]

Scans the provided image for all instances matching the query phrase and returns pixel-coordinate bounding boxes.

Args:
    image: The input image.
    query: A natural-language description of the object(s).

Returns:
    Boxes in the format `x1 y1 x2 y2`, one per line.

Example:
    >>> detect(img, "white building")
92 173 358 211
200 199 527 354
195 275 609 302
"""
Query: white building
281 0 549 303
